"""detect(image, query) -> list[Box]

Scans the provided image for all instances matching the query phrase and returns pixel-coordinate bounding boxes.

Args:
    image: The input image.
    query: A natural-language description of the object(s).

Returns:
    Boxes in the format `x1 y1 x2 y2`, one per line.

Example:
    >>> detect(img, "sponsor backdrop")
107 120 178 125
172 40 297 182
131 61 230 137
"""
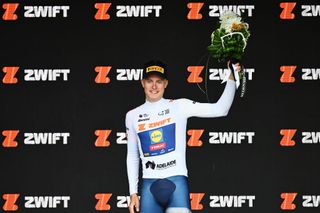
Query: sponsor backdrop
1 0 319 212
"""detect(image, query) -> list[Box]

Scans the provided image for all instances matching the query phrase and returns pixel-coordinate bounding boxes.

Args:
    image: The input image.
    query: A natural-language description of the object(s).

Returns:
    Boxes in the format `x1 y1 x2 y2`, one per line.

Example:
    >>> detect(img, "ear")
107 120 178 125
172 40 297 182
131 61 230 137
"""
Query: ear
141 79 145 88
164 80 168 88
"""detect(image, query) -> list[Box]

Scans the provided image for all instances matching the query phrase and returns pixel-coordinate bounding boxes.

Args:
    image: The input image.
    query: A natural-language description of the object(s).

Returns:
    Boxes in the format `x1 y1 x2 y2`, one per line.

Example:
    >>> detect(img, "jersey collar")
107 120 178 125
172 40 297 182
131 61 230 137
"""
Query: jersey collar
145 98 166 106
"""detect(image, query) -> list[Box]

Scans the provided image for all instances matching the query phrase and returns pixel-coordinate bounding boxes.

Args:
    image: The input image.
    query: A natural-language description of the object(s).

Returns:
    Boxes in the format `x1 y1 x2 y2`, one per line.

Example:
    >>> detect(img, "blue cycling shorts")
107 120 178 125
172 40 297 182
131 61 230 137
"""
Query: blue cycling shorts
140 175 191 213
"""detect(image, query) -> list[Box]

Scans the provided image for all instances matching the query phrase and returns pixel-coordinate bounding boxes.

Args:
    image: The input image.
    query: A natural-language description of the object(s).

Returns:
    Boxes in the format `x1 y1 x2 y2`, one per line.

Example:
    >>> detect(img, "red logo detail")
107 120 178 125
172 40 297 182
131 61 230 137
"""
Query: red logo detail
150 142 166 151
187 129 204 147
2 3 19 21
281 192 297 210
190 193 205 210
95 66 111 84
95 193 112 210
187 66 204 83
2 194 20 211
94 3 112 20
95 130 112 147
187 3 204 20
2 130 19 148
280 66 296 83
280 2 296 20
2 67 19 84
280 129 297 147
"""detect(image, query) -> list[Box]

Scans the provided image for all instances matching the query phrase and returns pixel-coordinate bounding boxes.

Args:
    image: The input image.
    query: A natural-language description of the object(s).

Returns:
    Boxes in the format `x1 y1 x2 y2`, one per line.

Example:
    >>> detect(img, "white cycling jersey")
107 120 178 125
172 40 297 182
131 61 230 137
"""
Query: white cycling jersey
126 78 236 195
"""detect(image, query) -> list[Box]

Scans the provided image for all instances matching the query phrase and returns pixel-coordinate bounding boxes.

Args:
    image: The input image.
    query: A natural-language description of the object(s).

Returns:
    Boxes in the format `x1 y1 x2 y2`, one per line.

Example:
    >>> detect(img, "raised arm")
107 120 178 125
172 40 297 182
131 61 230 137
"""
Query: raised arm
181 71 236 118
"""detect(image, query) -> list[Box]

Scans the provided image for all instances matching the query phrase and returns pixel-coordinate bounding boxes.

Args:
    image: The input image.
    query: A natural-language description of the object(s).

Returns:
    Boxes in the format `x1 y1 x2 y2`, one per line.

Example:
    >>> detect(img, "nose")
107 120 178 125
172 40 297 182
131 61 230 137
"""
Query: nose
152 82 157 89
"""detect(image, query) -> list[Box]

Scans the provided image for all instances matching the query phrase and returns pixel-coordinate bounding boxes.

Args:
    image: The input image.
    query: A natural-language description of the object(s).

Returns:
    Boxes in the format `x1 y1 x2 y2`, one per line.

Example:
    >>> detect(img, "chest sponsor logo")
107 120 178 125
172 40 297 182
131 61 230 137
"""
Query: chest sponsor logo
158 109 170 116
137 113 150 122
138 118 150 122
138 118 171 131
138 123 175 157
145 160 176 170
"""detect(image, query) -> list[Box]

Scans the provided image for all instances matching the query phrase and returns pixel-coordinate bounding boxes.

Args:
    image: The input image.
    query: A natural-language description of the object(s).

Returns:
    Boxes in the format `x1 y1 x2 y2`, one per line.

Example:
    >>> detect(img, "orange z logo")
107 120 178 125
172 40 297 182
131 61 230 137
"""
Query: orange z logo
94 3 112 20
280 2 296 20
190 193 205 210
280 129 297 147
280 66 296 83
138 124 146 131
187 3 204 20
187 66 204 83
2 194 20 211
95 193 112 210
2 130 19 148
281 192 297 210
95 66 111 84
187 129 204 147
2 67 19 84
95 130 112 147
2 3 19 21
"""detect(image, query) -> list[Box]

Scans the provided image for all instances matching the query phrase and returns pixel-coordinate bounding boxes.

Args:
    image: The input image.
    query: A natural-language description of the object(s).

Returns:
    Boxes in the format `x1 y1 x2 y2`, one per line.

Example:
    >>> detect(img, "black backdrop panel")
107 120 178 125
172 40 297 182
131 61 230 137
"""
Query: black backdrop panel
1 0 320 212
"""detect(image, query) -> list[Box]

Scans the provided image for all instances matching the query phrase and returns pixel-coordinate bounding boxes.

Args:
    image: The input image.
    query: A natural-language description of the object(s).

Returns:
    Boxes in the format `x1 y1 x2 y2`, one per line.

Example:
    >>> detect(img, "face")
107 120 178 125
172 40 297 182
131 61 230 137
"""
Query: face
141 74 168 102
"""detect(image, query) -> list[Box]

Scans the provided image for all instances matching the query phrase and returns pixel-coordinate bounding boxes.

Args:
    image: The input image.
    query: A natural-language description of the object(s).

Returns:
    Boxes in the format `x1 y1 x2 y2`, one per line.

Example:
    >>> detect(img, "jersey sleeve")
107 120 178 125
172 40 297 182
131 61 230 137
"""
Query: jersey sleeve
179 79 236 118
125 111 140 195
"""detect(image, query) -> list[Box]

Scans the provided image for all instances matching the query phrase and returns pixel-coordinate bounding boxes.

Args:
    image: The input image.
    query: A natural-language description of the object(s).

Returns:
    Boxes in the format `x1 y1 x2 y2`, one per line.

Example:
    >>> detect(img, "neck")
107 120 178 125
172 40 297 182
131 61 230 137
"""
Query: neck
146 97 164 104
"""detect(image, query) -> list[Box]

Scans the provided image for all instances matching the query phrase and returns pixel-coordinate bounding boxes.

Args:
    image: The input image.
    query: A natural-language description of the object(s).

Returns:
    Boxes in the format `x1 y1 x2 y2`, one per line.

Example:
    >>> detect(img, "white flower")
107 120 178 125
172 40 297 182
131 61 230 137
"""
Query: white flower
219 11 242 33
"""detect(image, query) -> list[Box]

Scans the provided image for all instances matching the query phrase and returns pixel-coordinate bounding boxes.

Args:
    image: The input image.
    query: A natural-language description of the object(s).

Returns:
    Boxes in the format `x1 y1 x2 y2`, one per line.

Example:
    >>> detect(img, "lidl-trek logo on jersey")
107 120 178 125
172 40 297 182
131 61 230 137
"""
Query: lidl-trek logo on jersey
280 66 320 83
1 4 70 20
1 66 70 84
281 193 320 210
148 128 168 152
280 3 320 20
187 66 255 83
187 3 255 20
280 129 320 146
1 130 70 148
2 194 70 211
94 3 162 20
138 123 176 157
149 129 165 151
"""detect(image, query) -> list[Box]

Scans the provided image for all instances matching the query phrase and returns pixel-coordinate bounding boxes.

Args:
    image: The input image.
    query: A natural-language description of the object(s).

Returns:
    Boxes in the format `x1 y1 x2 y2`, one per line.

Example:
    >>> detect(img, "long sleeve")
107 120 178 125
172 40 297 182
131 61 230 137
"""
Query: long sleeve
180 78 236 118
125 112 140 195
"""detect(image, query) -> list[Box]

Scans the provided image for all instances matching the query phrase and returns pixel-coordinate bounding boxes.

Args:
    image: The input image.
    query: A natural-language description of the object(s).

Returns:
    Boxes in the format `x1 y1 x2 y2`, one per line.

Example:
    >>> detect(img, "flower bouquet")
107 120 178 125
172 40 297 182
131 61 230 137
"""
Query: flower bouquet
207 11 250 96
207 11 250 63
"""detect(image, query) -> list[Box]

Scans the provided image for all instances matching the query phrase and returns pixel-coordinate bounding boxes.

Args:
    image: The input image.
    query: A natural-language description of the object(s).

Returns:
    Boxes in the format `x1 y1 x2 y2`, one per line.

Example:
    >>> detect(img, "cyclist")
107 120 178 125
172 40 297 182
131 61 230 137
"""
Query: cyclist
126 60 240 213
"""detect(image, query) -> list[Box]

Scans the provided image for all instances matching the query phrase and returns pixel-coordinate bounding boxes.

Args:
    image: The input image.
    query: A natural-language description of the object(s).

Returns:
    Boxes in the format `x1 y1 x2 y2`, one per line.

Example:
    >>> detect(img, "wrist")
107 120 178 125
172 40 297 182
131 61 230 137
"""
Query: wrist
228 72 235 80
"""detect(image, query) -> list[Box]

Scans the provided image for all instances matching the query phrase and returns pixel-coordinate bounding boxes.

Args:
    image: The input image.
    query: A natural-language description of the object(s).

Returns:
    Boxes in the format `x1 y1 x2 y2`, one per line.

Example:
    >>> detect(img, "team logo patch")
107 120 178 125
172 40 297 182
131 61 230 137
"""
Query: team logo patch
150 129 163 142
138 123 176 157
